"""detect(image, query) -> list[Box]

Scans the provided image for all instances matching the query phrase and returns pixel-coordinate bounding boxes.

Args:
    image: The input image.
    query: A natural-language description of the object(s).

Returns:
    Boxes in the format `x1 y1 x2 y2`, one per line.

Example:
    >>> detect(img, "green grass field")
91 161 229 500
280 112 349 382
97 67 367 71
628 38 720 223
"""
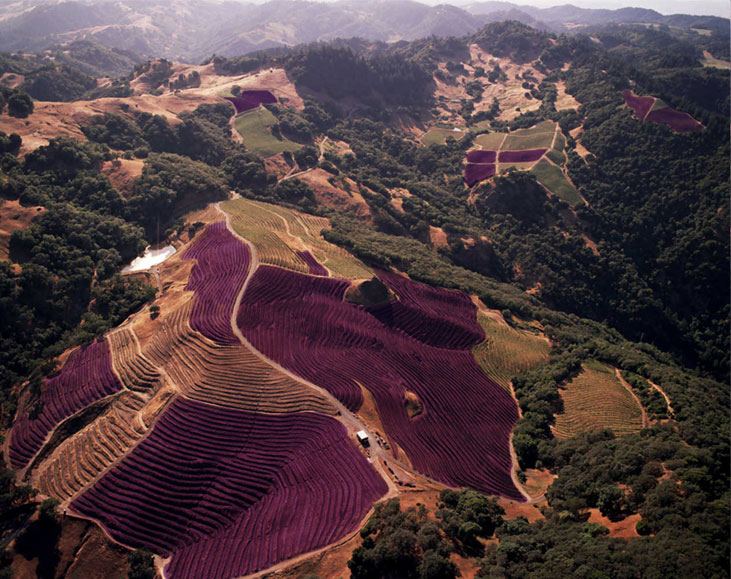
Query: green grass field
234 107 302 157
650 97 668 112
553 131 566 152
502 120 556 150
474 132 507 150
514 119 556 135
473 314 550 393
530 159 583 206
553 361 644 439
546 149 566 165
421 127 466 146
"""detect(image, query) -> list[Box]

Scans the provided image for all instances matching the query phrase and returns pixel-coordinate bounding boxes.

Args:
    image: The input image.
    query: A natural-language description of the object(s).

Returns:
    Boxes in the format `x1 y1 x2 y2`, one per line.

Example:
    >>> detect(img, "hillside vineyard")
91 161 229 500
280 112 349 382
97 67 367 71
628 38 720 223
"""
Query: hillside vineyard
0 9 728 579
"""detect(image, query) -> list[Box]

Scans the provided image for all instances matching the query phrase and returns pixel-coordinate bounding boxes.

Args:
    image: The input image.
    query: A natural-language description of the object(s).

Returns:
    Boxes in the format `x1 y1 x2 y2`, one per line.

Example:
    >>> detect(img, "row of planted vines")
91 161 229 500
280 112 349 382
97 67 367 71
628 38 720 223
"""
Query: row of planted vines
183 221 252 345
472 314 550 393
10 210 544 579
553 361 645 439
71 397 387 579
9 340 123 469
237 265 524 500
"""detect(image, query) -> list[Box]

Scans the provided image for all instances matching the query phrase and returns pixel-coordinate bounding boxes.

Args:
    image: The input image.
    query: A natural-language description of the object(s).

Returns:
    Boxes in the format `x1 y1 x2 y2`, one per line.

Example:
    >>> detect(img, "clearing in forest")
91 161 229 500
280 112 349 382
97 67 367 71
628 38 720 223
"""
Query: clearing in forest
421 126 467 146
233 107 302 157
553 360 645 439
466 119 582 206
472 313 550 393
530 159 583 206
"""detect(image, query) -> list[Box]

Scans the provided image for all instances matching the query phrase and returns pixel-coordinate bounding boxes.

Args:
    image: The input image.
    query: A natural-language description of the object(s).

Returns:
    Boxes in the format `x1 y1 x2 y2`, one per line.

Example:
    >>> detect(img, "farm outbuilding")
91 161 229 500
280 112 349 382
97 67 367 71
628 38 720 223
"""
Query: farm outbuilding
356 430 370 447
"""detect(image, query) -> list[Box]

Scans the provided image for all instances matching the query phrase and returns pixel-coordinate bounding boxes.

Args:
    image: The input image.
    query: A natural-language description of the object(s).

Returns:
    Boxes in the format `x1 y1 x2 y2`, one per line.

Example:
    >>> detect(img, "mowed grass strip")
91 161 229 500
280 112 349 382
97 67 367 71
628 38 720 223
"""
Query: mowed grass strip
650 97 668 112
234 107 301 157
546 149 566 165
472 314 550 393
502 120 556 150
553 131 566 152
499 161 536 174
422 127 466 146
553 361 644 439
530 159 583 206
475 132 507 150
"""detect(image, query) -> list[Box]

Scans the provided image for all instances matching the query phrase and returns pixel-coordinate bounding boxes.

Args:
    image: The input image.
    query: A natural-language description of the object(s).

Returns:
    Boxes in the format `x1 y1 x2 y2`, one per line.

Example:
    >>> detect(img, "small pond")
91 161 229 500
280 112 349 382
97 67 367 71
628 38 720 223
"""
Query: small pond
122 245 176 273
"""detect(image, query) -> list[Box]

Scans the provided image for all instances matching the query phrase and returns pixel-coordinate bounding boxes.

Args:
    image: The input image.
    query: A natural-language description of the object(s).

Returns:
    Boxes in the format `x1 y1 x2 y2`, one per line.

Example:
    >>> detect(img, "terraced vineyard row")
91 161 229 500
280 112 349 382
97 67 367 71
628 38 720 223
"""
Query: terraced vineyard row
183 221 252 345
224 198 373 279
35 392 148 501
71 397 387 579
228 207 310 273
108 328 161 391
371 269 486 350
237 265 523 500
9 340 123 469
142 300 336 415
472 314 550 392
553 362 644 439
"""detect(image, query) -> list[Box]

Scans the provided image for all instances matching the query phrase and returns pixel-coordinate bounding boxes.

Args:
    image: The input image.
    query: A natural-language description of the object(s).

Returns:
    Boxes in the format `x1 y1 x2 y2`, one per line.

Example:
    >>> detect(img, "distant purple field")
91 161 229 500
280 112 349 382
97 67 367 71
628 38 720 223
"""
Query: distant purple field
622 89 655 121
183 222 251 345
71 397 386 579
466 150 497 164
646 107 704 133
237 266 523 499
497 149 547 163
296 250 329 276
9 340 122 469
224 90 277 113
464 163 496 186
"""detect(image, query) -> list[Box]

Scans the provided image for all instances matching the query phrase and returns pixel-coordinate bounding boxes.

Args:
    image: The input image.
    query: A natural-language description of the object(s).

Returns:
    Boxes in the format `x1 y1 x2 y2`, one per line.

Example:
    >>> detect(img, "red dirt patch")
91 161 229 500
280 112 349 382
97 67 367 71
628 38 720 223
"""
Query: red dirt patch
429 226 449 250
0 200 45 260
500 499 546 523
587 509 641 539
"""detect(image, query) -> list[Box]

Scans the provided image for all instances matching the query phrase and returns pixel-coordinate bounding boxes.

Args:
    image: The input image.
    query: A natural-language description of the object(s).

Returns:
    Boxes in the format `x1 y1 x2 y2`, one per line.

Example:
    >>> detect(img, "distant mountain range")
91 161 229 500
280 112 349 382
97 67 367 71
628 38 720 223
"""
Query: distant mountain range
0 0 727 62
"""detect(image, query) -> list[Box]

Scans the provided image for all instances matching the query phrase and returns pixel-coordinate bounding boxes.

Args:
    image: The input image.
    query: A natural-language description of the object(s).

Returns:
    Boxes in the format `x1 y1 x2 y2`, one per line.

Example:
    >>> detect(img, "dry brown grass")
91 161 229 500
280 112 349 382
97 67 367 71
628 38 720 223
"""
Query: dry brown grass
2 92 219 154
101 159 144 195
0 200 45 260
587 509 641 538
429 225 449 249
299 169 372 220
